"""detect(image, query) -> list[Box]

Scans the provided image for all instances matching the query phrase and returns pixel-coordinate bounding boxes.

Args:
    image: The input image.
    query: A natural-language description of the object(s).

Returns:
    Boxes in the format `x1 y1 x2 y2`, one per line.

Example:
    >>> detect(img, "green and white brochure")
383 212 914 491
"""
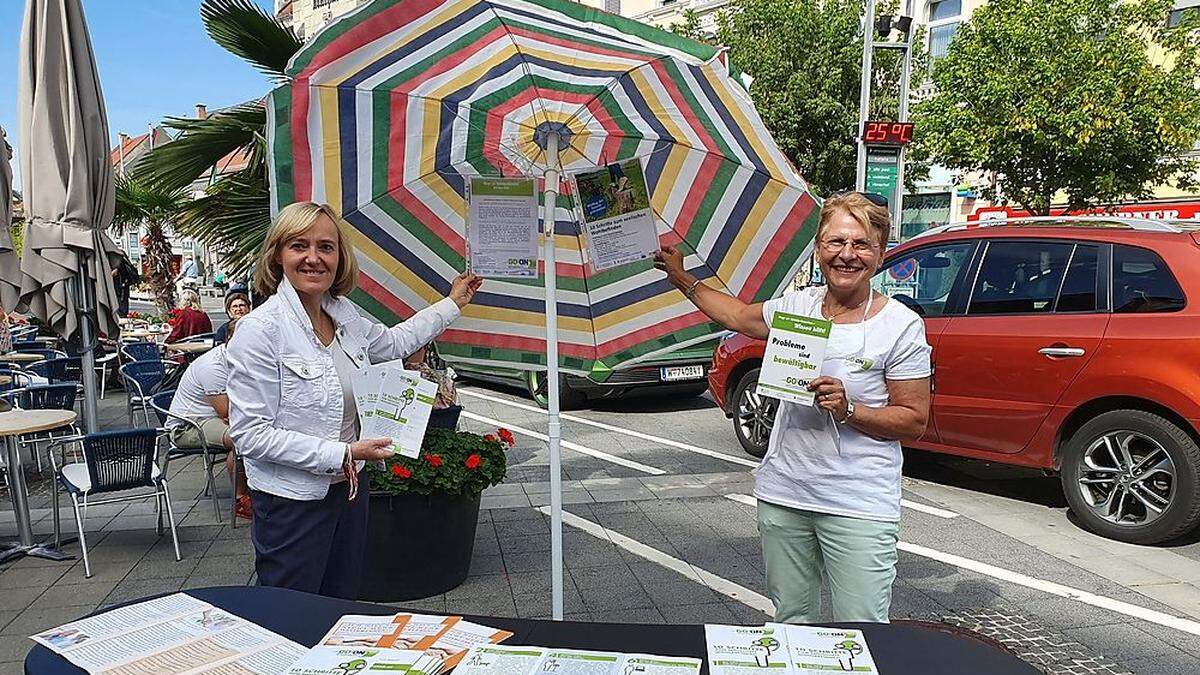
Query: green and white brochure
705 623 878 675
755 311 831 405
467 177 539 279
284 645 425 674
704 623 790 674
772 624 878 674
351 363 438 458
453 644 701 675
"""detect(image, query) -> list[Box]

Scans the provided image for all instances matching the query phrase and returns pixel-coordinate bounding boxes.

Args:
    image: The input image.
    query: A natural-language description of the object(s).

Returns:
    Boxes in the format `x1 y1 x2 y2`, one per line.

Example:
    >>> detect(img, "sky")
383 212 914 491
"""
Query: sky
0 0 278 190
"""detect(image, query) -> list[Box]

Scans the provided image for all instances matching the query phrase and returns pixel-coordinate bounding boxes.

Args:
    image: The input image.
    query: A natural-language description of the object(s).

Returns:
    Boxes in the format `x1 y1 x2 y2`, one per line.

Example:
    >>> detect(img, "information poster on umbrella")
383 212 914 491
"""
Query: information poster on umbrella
467 177 539 278
572 159 661 271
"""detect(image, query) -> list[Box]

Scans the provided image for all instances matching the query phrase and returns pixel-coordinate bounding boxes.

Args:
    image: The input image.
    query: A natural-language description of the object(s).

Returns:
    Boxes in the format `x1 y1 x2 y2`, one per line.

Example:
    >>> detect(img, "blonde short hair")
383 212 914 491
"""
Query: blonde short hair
253 202 360 298
817 193 891 251
178 290 203 311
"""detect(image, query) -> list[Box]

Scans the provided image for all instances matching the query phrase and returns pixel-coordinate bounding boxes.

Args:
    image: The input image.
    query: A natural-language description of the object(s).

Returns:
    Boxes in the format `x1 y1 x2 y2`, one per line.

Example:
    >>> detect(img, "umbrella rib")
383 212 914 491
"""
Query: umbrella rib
484 0 554 170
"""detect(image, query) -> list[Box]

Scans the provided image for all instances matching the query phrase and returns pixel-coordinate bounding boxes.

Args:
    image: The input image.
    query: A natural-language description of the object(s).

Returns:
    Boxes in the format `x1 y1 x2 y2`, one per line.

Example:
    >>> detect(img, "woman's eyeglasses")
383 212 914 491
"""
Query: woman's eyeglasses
819 237 879 254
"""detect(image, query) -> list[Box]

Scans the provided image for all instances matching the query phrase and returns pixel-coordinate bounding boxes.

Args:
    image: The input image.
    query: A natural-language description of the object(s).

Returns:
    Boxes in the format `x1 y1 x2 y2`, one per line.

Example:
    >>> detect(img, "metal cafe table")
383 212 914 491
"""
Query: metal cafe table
25 586 1040 674
0 408 76 565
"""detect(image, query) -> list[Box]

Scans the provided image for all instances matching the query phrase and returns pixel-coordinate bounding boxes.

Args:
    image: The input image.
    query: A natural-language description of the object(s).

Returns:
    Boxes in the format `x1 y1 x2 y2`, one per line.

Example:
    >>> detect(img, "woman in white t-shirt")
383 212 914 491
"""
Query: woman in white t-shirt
654 192 931 623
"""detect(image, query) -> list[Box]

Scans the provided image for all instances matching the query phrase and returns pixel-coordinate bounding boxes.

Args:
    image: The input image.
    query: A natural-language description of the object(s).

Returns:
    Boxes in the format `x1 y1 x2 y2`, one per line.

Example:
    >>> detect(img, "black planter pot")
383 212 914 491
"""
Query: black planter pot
359 491 481 602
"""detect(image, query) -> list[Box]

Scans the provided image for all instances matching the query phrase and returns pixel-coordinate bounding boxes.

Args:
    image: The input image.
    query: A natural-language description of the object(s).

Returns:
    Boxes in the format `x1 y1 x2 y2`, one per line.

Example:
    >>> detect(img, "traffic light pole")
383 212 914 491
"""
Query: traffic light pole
855 0 915 242
855 0 877 193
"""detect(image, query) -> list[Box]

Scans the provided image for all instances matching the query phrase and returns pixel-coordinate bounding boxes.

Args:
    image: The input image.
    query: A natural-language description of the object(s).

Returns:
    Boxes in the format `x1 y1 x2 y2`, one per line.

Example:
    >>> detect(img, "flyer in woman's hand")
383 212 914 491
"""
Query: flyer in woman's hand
351 364 437 458
756 310 832 405
572 158 661 271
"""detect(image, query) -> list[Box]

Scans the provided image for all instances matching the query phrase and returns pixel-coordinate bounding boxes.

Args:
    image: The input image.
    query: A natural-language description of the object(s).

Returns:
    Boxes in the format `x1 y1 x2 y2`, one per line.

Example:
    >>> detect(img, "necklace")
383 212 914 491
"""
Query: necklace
822 291 873 321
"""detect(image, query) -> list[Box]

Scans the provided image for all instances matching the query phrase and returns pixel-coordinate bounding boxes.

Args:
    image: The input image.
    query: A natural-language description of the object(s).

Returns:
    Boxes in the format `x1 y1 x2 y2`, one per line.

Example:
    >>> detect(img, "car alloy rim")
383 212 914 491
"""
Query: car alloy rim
1077 430 1175 527
737 386 777 448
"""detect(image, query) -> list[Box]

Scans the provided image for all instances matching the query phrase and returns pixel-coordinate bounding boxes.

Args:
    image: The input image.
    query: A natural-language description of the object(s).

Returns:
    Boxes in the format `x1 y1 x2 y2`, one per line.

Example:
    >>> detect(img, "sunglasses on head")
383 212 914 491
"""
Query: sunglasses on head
830 190 889 209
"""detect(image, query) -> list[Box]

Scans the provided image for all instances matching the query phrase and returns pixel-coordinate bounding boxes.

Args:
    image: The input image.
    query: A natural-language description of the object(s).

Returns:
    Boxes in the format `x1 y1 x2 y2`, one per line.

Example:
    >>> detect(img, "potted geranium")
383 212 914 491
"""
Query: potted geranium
360 426 512 602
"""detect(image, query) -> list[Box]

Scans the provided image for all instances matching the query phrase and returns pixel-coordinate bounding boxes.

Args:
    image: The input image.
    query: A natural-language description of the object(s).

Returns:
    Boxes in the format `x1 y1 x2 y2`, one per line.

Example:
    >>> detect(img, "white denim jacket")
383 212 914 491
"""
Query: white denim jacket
226 277 460 500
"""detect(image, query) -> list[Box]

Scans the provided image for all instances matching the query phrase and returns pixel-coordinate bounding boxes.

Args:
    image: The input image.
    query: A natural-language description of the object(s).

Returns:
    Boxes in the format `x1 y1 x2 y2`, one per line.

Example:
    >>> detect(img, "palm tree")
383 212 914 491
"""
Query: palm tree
133 0 301 277
112 175 192 313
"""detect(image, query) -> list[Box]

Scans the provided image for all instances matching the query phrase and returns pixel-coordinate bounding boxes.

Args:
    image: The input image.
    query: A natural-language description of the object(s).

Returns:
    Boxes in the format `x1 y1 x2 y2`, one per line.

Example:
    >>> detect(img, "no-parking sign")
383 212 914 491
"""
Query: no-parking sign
888 258 917 281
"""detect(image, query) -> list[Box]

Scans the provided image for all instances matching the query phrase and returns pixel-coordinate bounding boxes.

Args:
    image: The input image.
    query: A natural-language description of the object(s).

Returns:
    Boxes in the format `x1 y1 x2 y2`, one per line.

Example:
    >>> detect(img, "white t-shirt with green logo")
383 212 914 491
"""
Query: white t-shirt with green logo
756 287 931 522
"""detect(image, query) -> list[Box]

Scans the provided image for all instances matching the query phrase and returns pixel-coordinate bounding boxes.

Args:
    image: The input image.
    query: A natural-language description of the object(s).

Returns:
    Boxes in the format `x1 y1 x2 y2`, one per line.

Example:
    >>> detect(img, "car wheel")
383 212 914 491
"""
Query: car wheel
524 370 586 410
1060 409 1200 544
732 368 776 458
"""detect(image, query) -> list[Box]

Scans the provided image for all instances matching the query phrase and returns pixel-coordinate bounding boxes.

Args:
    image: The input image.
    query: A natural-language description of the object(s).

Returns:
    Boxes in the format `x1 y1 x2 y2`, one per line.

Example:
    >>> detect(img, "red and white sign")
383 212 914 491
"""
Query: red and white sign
969 202 1200 223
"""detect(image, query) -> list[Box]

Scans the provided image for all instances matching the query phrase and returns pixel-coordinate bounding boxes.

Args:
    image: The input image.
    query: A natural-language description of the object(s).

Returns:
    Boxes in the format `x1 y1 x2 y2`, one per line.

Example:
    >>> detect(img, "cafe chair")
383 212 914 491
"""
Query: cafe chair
47 428 181 578
5 384 81 473
95 350 119 399
119 360 177 427
11 347 64 362
120 341 161 363
0 366 32 394
149 390 231 524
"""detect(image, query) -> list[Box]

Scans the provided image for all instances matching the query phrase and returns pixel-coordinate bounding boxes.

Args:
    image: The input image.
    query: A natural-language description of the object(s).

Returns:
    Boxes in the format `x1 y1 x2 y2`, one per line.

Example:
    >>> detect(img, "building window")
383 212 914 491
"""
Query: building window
605 0 620 12
927 0 962 64
314 0 333 8
929 0 961 22
1168 6 1198 28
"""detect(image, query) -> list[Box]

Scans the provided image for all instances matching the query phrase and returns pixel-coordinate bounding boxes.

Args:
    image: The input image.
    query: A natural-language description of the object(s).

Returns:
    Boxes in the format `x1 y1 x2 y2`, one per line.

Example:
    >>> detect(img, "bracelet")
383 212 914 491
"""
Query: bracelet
683 279 703 300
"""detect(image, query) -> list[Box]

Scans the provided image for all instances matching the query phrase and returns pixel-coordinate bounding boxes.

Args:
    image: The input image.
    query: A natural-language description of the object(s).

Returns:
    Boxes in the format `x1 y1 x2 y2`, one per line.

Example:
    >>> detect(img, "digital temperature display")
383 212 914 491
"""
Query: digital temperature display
863 121 914 146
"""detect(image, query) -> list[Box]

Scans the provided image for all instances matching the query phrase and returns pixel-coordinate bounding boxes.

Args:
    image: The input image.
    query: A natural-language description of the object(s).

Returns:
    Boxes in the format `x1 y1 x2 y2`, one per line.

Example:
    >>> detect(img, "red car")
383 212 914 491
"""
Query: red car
709 217 1200 544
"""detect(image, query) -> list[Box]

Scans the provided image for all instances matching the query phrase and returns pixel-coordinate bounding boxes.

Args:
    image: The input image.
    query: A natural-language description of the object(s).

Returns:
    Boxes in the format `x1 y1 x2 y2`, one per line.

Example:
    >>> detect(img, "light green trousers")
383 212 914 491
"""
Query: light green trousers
757 499 899 624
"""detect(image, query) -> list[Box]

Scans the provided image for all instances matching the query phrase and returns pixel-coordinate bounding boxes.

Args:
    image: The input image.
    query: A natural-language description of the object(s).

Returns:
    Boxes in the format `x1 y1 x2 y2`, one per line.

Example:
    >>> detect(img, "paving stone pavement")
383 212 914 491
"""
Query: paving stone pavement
2 383 1198 673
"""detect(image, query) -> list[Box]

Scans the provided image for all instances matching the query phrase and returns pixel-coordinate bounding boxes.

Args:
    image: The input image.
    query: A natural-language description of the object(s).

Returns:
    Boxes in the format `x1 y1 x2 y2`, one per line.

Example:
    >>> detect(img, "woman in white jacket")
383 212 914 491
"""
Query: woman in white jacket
227 202 481 599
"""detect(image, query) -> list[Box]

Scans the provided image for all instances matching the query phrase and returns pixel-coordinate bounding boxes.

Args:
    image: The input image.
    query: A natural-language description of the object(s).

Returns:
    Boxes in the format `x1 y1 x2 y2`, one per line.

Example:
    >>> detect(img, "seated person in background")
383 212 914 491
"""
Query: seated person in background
166 290 213 344
403 343 458 409
167 319 251 519
213 292 251 344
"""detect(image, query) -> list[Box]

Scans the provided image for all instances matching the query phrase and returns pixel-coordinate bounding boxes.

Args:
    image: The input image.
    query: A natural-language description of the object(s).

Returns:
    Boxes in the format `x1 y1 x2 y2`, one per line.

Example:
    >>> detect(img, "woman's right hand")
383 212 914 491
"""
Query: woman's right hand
350 438 395 461
653 246 689 287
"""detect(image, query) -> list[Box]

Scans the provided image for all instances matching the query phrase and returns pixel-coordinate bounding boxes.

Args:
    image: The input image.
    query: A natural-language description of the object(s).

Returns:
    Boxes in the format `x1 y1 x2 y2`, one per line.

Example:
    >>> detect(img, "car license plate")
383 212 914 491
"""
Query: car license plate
661 365 704 382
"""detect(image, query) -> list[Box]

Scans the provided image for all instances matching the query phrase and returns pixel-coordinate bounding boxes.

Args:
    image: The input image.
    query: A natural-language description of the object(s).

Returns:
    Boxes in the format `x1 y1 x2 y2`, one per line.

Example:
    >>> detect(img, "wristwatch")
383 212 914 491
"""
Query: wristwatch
840 399 856 424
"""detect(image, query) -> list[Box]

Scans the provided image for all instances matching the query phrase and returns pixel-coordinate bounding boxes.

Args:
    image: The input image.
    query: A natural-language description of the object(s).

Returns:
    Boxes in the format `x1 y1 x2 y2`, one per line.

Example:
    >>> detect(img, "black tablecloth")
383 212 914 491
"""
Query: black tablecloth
25 586 1038 674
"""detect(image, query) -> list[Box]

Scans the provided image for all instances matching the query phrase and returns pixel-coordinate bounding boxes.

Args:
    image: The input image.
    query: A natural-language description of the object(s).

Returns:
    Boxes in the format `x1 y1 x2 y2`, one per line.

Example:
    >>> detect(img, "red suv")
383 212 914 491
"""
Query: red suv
709 218 1200 544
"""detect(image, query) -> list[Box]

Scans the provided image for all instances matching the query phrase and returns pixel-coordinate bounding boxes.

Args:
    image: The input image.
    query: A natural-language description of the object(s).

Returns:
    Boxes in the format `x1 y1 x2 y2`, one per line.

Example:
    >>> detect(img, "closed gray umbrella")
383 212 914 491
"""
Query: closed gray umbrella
0 126 18 311
18 0 122 433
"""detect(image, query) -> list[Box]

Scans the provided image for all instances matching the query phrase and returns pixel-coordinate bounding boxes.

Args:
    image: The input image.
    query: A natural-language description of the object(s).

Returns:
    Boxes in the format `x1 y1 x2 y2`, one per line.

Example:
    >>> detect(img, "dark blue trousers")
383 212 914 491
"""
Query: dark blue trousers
250 472 369 600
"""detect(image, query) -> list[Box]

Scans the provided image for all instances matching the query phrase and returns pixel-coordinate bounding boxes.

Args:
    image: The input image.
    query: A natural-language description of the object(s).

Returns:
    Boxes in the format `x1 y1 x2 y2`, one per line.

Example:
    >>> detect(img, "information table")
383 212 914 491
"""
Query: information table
24 586 1039 675
0 408 77 565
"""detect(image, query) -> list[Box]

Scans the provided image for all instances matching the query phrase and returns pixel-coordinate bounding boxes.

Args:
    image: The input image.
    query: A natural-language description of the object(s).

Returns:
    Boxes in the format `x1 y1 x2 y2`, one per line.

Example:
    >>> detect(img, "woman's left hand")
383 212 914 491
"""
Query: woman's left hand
808 376 849 421
449 272 483 308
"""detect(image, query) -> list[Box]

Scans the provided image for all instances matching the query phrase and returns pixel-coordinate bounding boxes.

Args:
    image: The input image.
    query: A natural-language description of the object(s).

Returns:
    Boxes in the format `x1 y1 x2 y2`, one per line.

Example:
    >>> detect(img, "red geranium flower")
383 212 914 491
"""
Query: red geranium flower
465 454 483 470
391 465 412 478
497 428 515 447
426 454 443 467
483 434 497 443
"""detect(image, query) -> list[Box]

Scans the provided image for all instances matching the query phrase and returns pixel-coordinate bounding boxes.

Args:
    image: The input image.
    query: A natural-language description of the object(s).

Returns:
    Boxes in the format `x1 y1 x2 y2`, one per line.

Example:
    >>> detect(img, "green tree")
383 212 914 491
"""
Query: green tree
112 175 192 313
709 0 922 195
914 0 1200 215
133 0 301 276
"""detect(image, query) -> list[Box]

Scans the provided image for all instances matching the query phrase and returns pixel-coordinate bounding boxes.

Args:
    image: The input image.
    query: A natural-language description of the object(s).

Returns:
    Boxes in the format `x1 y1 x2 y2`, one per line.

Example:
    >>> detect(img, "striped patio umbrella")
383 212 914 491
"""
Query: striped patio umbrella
267 0 821 381
267 0 821 618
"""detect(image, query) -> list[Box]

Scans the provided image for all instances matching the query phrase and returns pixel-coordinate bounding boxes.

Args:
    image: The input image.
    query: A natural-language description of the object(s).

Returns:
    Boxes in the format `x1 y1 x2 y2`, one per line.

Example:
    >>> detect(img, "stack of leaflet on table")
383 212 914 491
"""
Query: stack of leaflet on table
454 644 702 674
351 362 438 458
704 623 879 675
285 613 513 675
29 593 307 674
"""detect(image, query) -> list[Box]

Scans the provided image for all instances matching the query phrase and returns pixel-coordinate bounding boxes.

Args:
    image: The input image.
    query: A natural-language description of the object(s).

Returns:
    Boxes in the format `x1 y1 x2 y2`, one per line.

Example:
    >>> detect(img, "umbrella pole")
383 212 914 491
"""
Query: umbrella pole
77 257 100 434
543 131 565 621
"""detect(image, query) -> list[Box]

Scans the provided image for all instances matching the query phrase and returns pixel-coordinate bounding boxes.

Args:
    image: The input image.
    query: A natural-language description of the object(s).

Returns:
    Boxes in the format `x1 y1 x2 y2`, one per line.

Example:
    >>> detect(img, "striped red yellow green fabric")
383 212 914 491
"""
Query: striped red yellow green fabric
267 0 821 379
